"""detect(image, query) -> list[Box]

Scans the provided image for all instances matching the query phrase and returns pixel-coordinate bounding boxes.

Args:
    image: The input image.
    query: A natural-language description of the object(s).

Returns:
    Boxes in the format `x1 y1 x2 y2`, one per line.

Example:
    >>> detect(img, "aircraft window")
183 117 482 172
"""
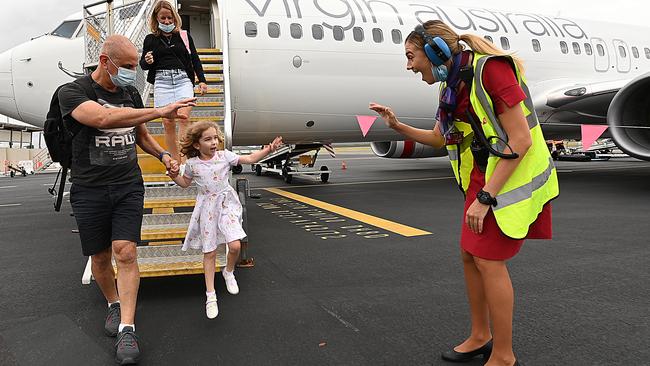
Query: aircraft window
500 37 510 50
597 44 605 56
353 27 364 42
645 48 650 59
268 22 280 38
290 23 302 39
484 35 493 43
51 20 81 38
584 43 593 55
244 22 257 37
312 24 324 40
532 39 541 52
560 41 568 54
572 42 581 55
618 45 627 58
632 46 639 58
372 28 383 43
333 26 344 41
392 30 402 44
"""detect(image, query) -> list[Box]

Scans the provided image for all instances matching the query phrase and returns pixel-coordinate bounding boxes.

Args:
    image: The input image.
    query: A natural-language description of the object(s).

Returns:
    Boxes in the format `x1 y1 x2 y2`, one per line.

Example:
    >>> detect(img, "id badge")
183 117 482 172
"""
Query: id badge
445 131 464 145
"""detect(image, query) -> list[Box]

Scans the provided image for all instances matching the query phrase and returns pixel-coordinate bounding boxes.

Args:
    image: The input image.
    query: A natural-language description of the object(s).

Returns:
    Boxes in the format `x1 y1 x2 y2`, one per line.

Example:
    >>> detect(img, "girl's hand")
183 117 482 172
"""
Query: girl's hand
268 136 283 152
144 51 154 65
167 159 180 178
369 103 399 129
465 199 491 234
198 82 208 96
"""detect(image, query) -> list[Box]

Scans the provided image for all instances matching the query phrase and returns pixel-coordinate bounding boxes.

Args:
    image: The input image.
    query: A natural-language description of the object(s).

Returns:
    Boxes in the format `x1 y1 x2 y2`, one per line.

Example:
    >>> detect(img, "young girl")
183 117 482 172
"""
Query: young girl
169 121 282 319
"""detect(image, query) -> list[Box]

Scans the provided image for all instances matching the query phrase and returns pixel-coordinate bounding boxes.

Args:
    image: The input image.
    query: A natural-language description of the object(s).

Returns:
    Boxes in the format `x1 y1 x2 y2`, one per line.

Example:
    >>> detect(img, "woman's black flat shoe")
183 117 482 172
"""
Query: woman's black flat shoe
441 340 492 362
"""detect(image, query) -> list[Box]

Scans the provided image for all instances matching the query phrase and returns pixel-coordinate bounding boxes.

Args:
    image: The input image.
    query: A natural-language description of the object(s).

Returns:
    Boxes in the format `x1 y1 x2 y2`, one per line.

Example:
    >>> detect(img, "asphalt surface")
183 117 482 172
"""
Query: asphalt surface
0 153 649 365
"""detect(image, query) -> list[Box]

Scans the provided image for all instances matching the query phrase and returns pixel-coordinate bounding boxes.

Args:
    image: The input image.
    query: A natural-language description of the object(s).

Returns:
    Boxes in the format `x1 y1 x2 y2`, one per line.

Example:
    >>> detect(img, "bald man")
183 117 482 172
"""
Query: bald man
58 35 194 365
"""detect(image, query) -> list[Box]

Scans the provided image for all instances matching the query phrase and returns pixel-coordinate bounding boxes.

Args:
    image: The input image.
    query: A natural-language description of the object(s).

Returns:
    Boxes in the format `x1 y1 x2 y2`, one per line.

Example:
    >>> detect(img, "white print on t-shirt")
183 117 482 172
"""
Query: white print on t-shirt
88 99 137 166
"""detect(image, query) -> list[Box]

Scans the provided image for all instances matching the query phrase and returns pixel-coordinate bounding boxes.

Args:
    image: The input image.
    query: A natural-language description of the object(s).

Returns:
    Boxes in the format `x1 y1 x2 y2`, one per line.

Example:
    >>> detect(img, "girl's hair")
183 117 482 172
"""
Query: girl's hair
180 121 224 158
149 0 182 36
405 20 525 73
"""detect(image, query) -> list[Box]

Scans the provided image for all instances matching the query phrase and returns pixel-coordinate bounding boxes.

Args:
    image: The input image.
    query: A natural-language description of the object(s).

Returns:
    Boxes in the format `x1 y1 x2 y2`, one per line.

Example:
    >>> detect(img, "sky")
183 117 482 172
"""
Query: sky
1 0 648 53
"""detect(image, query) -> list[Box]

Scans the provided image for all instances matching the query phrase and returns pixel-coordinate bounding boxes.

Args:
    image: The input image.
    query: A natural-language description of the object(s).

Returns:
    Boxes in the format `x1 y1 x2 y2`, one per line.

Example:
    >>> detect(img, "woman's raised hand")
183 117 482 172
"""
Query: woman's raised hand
269 136 283 152
369 103 399 129
144 51 154 65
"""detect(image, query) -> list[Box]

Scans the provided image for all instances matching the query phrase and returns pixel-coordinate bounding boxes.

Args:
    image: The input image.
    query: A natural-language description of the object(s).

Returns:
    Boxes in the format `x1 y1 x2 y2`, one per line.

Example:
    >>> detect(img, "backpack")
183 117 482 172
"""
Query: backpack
44 75 144 211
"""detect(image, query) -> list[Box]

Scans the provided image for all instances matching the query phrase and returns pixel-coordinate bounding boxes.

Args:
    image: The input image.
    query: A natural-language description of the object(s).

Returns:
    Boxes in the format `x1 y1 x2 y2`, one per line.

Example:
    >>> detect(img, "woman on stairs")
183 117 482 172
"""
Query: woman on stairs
140 0 208 163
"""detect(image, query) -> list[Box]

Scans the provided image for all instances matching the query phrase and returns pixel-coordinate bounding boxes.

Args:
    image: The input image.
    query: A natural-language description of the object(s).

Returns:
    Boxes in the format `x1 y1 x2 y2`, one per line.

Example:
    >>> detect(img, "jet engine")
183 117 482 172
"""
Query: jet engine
370 141 448 159
607 73 650 161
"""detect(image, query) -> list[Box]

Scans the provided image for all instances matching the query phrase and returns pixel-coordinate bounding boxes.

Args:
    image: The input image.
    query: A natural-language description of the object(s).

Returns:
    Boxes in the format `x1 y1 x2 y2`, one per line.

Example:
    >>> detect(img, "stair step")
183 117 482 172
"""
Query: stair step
198 55 223 63
196 48 222 54
144 197 196 208
150 115 224 123
138 154 168 174
146 101 224 108
143 212 192 226
203 65 223 73
115 244 226 278
142 174 172 183
141 226 187 241
145 185 197 199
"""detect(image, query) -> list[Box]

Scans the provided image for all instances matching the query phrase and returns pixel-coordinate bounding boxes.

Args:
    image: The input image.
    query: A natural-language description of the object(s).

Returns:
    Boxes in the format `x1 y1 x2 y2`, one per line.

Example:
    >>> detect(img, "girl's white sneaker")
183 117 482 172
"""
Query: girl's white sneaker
206 295 218 319
222 270 239 295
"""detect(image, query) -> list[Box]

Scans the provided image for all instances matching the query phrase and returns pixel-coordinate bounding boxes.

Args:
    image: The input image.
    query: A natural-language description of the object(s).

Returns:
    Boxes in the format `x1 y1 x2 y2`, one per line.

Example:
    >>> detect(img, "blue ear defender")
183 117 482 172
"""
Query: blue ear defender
414 24 453 81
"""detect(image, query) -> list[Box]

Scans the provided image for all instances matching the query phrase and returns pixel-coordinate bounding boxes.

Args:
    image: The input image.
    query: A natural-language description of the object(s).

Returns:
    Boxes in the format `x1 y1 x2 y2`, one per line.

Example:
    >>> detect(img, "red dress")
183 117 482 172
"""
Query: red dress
454 53 553 260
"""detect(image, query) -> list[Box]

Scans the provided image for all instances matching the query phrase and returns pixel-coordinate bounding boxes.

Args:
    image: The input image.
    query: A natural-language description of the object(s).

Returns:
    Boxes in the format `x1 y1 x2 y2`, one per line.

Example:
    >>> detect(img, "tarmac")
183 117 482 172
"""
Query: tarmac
1 151 649 365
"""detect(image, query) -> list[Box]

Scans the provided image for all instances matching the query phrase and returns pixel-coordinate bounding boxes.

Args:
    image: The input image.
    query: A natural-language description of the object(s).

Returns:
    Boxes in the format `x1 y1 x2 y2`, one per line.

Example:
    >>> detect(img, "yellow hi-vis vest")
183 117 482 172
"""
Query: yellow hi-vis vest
445 53 559 239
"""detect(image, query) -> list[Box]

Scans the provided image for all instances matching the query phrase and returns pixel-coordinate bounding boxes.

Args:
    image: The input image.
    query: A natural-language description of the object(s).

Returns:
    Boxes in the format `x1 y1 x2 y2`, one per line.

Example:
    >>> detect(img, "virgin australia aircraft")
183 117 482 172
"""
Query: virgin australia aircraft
0 0 649 160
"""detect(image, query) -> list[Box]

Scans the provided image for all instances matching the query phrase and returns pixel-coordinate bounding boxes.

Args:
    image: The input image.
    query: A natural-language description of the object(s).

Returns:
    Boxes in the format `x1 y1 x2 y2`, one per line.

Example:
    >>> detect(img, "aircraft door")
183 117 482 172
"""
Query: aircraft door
590 38 609 72
612 39 631 73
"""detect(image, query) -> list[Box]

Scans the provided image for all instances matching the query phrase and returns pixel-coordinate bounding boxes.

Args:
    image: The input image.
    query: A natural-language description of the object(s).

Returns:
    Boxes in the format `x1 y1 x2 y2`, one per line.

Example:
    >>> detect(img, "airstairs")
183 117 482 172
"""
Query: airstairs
80 0 247 284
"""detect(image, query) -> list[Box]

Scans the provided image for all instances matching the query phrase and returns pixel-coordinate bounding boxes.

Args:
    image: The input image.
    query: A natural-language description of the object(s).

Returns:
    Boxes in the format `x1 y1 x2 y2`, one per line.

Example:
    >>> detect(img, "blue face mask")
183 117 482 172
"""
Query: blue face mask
107 56 137 87
158 22 175 33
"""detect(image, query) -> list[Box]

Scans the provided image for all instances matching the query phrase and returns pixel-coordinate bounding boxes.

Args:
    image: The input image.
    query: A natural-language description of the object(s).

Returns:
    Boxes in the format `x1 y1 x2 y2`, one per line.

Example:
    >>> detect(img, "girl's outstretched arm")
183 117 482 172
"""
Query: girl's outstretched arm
169 172 193 188
239 136 283 164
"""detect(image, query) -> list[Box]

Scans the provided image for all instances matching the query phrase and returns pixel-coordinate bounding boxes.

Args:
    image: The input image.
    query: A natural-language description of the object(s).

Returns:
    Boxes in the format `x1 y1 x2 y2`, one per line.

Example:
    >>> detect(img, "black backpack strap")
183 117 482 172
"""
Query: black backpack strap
125 85 144 109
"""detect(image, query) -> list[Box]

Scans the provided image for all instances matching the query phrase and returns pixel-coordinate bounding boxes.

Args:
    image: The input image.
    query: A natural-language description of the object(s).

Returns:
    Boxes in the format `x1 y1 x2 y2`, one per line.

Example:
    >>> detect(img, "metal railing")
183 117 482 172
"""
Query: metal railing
83 0 153 103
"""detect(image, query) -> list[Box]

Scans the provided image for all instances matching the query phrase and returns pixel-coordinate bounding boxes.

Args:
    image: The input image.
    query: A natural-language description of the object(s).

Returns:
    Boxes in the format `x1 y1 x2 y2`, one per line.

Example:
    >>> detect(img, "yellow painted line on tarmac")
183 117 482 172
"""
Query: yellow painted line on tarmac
264 188 431 237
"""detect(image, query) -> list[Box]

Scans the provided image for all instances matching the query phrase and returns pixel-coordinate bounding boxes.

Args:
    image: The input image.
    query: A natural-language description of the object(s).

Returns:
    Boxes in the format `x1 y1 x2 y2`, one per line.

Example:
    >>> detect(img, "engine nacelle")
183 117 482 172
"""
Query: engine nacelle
607 73 650 161
370 141 448 159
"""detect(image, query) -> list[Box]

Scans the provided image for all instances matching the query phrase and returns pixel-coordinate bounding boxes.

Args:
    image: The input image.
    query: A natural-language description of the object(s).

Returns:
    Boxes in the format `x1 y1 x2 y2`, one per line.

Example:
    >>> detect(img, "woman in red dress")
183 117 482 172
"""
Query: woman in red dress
371 20 556 366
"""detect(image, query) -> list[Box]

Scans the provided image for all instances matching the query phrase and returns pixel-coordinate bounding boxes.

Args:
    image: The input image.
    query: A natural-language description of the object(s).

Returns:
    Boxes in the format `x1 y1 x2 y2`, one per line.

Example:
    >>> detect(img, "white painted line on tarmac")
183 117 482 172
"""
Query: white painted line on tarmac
321 305 360 332
0 203 21 207
0 186 17 189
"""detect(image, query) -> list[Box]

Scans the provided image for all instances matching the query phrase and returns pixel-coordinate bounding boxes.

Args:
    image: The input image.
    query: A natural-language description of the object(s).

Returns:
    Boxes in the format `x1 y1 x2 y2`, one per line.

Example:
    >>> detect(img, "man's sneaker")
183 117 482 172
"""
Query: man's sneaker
105 303 121 337
222 270 239 295
206 294 218 319
115 326 141 365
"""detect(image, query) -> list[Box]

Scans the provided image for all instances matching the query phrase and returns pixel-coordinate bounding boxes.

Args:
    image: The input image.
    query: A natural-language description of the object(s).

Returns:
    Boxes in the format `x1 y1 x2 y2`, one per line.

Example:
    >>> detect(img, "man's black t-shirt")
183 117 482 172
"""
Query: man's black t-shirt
58 79 143 186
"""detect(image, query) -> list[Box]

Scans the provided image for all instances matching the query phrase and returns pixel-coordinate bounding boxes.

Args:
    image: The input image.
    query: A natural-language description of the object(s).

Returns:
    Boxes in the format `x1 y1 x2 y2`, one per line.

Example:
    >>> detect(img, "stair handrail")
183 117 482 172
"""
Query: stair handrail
82 0 153 103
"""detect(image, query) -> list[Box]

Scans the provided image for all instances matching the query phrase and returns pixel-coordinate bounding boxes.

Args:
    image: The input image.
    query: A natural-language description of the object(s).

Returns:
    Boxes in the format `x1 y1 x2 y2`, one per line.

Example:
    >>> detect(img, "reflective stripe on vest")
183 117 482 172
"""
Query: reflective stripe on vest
445 53 559 239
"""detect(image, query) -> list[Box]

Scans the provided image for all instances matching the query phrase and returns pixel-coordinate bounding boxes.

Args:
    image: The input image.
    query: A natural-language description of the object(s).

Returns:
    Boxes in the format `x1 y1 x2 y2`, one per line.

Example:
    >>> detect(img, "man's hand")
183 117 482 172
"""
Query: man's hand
157 98 197 120
164 156 180 178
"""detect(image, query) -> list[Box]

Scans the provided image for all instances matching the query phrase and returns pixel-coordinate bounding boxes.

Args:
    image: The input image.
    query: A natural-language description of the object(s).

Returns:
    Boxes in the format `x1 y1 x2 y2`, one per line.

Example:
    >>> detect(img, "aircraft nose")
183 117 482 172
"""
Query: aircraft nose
0 48 19 119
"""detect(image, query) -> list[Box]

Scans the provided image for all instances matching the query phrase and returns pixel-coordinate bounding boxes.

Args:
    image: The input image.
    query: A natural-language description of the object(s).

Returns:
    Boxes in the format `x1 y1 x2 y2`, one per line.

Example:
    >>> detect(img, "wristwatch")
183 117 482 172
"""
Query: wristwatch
159 150 172 161
477 189 498 207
